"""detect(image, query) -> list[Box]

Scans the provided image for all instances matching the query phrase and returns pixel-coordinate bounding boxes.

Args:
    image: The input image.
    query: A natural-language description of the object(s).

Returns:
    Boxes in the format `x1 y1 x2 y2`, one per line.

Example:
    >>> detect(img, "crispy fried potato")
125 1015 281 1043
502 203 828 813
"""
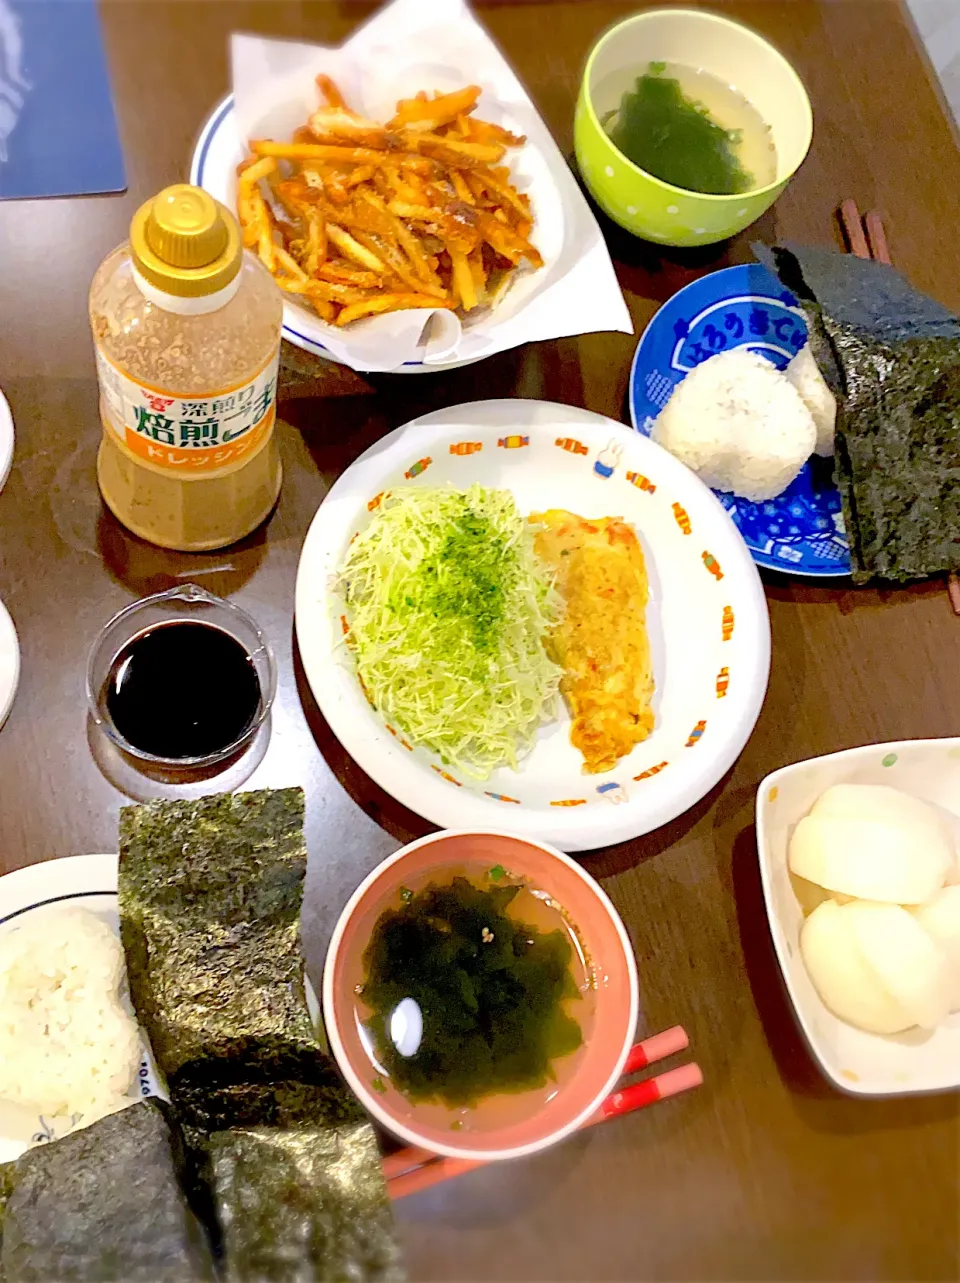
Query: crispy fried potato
326 223 386 273
316 74 347 109
308 106 389 148
236 76 540 327
397 129 506 167
336 292 455 326
251 140 432 170
388 85 481 132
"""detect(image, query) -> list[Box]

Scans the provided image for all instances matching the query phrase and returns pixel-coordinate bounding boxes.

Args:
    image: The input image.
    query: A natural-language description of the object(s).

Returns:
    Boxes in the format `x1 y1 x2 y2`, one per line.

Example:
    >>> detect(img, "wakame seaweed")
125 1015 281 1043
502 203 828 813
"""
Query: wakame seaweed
0 1100 215 1283
361 876 583 1107
118 789 403 1283
755 242 960 583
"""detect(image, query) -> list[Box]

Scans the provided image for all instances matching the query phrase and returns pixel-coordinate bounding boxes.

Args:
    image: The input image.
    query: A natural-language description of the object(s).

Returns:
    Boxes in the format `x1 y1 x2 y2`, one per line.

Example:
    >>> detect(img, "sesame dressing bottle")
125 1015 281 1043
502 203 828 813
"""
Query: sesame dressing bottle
89 184 283 551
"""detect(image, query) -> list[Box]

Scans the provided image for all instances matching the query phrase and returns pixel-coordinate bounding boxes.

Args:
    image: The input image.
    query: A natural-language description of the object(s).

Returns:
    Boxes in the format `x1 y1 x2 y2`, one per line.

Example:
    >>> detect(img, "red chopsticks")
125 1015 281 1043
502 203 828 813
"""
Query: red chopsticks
383 1024 702 1200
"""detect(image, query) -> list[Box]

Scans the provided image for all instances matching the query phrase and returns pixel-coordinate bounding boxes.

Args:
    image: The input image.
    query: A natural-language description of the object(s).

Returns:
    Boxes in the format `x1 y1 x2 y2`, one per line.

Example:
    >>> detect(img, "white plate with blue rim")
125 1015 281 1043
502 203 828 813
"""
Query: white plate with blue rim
0 855 164 1163
0 387 13 494
191 95 494 375
629 264 851 578
295 398 771 851
0 852 323 1162
0 598 19 731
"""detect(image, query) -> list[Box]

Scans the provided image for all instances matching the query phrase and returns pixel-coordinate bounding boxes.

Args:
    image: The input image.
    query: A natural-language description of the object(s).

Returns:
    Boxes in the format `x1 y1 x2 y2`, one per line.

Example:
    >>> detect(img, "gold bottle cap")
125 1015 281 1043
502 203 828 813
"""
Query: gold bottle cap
130 184 242 297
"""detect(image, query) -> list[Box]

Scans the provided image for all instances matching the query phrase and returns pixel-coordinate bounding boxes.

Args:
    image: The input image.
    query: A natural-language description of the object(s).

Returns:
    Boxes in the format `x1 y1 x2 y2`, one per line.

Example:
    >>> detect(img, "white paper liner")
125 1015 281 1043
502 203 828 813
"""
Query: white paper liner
230 0 631 372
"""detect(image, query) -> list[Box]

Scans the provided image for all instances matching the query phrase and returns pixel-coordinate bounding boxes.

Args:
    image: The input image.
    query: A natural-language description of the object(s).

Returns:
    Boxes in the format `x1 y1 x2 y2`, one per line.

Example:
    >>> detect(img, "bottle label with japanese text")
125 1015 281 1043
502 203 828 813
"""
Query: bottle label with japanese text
94 345 280 474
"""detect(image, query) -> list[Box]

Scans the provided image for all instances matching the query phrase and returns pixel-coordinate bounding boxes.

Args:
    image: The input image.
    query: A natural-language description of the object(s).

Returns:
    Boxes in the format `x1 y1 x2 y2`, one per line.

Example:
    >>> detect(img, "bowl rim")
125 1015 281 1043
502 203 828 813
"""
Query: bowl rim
579 6 813 204
85 583 277 768
322 828 640 1161
755 736 960 1098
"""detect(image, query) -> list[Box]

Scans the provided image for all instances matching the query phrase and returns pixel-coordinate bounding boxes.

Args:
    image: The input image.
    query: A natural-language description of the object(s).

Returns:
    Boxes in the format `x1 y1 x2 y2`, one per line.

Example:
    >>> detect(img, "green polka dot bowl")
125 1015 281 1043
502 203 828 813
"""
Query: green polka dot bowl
574 8 812 248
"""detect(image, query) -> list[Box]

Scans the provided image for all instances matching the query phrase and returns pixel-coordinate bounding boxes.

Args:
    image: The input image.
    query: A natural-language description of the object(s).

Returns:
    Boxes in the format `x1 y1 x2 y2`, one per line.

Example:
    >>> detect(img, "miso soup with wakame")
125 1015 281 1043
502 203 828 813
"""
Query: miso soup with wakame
354 864 595 1122
599 61 777 196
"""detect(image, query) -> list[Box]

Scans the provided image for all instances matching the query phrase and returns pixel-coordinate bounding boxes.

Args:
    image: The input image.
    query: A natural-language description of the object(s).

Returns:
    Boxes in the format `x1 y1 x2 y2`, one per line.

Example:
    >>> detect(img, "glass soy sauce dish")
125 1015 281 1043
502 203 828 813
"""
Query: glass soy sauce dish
86 584 276 771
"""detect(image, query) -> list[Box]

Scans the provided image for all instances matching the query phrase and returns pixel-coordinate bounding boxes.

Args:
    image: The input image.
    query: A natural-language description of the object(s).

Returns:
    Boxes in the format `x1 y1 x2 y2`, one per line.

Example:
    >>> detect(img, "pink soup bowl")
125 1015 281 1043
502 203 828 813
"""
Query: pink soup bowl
322 830 639 1162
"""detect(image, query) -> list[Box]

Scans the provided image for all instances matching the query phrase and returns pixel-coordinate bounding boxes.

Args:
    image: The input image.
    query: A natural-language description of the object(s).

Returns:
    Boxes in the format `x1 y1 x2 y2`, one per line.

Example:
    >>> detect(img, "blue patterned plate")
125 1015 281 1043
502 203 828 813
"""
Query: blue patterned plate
628 264 850 577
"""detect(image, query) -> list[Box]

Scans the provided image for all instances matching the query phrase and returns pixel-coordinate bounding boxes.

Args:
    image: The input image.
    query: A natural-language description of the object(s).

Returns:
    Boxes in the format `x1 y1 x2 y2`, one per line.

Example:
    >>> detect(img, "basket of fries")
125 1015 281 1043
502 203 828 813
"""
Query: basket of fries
239 75 543 330
190 0 630 373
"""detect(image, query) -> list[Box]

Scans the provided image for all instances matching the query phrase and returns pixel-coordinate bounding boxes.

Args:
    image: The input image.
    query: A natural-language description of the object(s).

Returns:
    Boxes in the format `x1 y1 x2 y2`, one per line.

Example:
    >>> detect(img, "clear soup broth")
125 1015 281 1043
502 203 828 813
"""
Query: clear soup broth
597 61 777 196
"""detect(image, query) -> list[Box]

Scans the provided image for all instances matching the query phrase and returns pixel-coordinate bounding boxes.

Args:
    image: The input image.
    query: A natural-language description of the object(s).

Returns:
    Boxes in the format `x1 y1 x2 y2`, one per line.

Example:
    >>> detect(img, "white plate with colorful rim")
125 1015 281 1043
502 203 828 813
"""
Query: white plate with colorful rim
295 398 771 851
757 738 960 1096
0 854 164 1163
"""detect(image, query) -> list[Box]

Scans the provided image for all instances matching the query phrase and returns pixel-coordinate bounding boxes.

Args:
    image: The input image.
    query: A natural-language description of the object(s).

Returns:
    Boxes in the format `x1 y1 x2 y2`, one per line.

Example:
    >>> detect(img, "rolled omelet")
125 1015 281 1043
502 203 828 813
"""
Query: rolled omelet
531 509 654 774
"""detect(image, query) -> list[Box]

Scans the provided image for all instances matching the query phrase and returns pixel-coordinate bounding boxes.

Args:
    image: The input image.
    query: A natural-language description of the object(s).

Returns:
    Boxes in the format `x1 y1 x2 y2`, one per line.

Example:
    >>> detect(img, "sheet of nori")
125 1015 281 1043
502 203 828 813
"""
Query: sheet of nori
754 243 960 583
208 1121 402 1283
0 1161 13 1280
118 789 402 1283
119 789 317 1097
0 1100 215 1283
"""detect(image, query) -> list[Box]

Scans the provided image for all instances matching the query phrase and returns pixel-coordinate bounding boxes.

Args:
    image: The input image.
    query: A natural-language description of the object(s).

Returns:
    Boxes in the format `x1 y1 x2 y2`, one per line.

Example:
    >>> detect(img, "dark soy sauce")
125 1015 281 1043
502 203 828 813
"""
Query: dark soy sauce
103 621 261 759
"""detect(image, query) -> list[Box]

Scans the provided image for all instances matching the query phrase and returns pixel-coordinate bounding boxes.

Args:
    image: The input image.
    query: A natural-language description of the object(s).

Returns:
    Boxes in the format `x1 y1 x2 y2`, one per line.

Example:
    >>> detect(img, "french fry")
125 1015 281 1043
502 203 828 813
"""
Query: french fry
273 243 308 280
397 130 506 167
251 140 433 170
327 223 386 273
316 74 347 109
388 85 481 131
237 75 540 327
468 245 487 300
238 156 277 186
307 106 389 148
344 165 377 189
315 261 383 287
449 249 477 311
303 209 327 274
335 292 454 326
450 170 475 205
351 227 446 299
463 117 526 147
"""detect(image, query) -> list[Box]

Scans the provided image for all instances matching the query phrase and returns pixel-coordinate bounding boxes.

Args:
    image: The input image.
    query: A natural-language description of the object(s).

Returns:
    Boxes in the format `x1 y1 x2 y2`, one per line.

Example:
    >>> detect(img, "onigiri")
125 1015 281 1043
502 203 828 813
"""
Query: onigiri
785 343 837 456
0 907 141 1124
653 348 817 502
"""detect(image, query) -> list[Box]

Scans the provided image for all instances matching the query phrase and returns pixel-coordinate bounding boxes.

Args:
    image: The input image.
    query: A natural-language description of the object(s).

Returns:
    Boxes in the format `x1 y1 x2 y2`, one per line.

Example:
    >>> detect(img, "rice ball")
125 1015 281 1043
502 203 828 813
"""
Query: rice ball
653 348 817 502
0 908 141 1122
785 343 837 457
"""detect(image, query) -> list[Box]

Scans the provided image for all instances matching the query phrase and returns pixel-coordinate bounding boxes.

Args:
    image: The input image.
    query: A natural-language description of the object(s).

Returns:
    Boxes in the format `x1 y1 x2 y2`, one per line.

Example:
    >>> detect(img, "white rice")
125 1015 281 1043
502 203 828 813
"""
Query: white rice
0 907 141 1123
785 343 837 457
653 348 817 502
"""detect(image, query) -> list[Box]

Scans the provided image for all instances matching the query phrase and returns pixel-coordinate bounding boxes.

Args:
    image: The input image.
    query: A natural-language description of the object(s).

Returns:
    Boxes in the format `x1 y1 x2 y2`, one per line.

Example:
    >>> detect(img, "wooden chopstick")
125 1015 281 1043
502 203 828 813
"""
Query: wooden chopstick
383 1024 700 1199
840 198 871 259
864 209 891 265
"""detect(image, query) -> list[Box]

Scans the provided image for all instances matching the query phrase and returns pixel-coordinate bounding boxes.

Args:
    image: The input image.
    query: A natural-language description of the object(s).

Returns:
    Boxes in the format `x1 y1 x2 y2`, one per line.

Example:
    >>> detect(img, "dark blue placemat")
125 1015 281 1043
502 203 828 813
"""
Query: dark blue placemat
0 0 125 200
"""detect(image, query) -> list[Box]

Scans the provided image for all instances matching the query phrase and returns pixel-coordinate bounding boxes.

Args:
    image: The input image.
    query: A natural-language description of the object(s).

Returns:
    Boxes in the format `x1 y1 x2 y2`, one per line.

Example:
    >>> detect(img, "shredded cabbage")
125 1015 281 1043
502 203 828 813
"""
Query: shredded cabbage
336 484 561 779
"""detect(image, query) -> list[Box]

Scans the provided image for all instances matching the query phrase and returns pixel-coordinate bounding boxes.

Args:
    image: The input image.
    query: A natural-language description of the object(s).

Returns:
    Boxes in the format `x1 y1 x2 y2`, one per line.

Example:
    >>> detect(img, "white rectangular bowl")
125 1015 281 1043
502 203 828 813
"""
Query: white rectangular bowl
756 738 960 1096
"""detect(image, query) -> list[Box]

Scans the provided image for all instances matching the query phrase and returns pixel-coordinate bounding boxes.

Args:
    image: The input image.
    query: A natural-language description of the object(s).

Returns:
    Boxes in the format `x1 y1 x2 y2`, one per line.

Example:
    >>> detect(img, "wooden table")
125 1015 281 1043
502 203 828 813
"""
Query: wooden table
1 1 958 1278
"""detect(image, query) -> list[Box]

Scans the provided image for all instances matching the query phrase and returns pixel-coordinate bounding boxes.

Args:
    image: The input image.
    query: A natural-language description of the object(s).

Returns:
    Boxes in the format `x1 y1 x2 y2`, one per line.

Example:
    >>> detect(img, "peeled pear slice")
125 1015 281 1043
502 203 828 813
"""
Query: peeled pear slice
812 784 952 847
846 900 951 1029
912 885 960 1011
789 813 951 904
801 900 912 1033
801 899 951 1034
